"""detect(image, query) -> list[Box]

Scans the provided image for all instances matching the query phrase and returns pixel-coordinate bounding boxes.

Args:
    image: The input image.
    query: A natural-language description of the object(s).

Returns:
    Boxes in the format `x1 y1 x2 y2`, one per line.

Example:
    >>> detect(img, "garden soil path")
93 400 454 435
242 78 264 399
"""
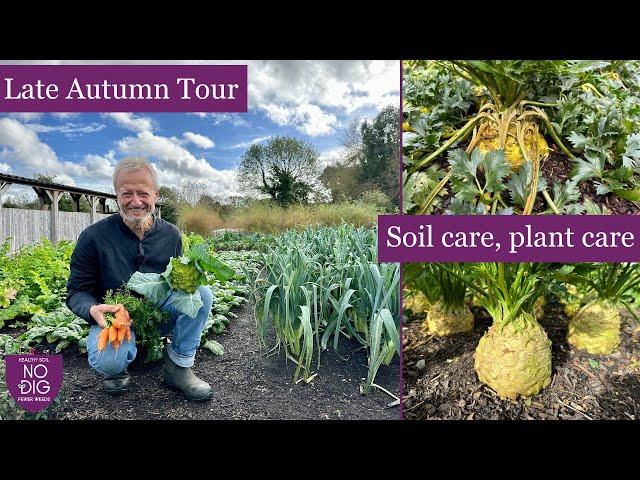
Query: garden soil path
403 302 640 420
52 302 400 420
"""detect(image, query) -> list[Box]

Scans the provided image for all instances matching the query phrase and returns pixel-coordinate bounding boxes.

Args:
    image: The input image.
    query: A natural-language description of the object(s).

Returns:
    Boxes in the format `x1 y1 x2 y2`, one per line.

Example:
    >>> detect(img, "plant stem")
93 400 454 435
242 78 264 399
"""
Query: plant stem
408 115 482 173
542 189 560 214
418 170 452 214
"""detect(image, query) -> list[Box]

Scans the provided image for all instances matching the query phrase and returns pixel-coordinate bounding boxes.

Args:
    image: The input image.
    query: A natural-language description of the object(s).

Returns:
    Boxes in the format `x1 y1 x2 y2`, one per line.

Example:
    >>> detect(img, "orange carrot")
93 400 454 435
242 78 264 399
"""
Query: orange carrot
125 326 132 342
97 328 110 351
117 326 126 343
109 326 117 342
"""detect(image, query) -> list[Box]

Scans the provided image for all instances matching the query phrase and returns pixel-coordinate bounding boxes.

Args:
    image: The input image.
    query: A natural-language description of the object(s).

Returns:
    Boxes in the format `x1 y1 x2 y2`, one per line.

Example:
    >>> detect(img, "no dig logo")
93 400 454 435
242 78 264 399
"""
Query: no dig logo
5 354 63 413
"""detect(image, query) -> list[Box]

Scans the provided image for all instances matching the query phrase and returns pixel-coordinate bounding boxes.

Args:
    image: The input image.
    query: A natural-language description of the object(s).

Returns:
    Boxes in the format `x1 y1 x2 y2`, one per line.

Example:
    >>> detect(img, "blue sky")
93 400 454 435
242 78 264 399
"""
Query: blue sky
0 60 399 201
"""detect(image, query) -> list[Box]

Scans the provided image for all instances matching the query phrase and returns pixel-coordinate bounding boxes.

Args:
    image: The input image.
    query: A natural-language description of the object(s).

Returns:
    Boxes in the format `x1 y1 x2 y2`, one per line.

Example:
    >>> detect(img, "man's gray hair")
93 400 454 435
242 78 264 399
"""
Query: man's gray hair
112 157 159 191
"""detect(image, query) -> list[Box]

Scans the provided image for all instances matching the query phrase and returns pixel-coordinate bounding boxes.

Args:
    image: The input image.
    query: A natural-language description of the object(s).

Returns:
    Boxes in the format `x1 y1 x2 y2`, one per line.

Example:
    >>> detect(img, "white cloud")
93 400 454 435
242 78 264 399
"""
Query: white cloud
0 118 116 189
81 154 115 179
51 113 81 120
225 135 272 150
211 113 249 127
318 147 347 169
183 132 215 149
261 104 291 126
0 60 399 142
0 162 10 173
116 131 239 196
262 102 338 136
248 60 399 115
26 122 106 136
191 112 250 127
7 113 43 122
103 113 154 133
295 104 338 136
0 117 59 170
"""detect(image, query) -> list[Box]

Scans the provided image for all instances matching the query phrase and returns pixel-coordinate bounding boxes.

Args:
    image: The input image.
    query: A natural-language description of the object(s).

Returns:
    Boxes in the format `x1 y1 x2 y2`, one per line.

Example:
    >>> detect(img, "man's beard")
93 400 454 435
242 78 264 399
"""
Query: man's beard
118 201 154 228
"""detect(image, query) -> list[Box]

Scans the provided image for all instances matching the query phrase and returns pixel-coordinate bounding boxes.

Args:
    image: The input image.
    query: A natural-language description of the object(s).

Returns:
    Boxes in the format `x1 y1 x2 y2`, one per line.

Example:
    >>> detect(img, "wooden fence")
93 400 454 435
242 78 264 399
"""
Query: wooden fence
1 208 112 253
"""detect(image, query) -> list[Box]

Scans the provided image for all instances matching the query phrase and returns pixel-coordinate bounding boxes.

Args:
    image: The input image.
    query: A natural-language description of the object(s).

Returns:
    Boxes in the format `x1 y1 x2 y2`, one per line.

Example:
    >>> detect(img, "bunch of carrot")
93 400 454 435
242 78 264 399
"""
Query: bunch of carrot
97 304 132 351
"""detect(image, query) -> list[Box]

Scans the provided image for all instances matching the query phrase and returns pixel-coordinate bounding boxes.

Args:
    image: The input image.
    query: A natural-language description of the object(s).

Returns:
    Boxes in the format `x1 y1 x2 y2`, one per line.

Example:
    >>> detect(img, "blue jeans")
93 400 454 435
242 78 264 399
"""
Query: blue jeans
87 285 214 375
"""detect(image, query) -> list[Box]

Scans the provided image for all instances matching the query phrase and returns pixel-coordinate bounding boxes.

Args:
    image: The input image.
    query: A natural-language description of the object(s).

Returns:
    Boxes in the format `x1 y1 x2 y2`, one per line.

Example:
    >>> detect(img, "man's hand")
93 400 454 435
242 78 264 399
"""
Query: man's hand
89 304 120 329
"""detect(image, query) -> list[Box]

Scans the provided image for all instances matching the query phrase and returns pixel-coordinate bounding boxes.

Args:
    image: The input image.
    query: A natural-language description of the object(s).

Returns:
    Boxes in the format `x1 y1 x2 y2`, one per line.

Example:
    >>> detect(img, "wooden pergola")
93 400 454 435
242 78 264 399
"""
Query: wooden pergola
0 172 162 244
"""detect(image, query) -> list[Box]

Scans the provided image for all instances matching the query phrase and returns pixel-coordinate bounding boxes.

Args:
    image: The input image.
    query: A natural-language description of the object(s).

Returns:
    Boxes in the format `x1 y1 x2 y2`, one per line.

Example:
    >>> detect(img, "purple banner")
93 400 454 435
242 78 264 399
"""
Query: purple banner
0 65 247 112
378 215 640 263
4 354 63 413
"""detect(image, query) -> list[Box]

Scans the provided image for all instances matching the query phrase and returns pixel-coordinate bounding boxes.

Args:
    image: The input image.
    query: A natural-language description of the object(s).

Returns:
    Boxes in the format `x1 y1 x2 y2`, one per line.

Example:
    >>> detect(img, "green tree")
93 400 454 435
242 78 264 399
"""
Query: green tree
158 185 180 225
238 136 320 206
319 161 364 202
197 194 234 218
360 105 400 202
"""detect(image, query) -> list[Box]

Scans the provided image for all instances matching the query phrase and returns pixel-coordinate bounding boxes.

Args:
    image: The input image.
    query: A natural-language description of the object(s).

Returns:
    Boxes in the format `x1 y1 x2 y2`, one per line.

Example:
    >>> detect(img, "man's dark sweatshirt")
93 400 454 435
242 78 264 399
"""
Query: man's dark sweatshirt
66 214 182 325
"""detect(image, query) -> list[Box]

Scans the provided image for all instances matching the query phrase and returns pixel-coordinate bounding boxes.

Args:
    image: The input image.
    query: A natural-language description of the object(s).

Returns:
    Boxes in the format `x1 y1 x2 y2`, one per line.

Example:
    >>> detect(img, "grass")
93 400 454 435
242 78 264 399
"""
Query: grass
177 205 224 236
225 201 379 234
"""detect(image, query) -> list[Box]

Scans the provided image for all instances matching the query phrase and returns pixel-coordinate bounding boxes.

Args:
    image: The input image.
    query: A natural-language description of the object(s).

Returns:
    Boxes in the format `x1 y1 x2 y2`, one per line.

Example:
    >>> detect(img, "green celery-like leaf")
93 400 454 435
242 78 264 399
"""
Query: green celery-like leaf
551 178 581 213
568 131 588 152
572 153 605 181
450 148 481 181
583 198 611 215
483 149 510 193
403 165 446 213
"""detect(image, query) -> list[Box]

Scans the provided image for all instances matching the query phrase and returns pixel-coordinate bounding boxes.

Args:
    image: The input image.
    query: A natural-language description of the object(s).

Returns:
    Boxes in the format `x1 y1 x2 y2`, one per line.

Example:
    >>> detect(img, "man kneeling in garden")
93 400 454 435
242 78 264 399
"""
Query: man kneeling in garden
66 157 214 401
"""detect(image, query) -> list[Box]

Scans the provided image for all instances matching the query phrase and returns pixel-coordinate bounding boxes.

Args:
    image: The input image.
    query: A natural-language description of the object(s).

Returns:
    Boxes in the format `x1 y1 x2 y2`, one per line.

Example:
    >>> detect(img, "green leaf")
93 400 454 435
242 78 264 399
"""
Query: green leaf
588 358 599 369
403 165 446 213
612 189 640 201
583 198 611 215
450 148 481 181
202 339 224 356
595 181 612 196
55 340 70 353
127 272 170 304
568 131 588 152
483 149 510 193
189 244 235 282
171 289 204 318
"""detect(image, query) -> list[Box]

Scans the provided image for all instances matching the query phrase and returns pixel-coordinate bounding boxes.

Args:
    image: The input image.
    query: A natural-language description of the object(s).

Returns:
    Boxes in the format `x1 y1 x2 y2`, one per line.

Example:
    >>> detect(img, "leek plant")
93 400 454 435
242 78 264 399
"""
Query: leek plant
404 263 473 336
559 263 640 355
254 225 400 394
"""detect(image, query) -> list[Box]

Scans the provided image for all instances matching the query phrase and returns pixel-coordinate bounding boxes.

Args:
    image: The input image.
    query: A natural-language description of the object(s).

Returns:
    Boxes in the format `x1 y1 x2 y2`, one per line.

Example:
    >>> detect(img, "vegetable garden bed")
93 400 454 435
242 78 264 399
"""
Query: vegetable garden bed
1 228 400 420
47 301 399 420
403 301 640 420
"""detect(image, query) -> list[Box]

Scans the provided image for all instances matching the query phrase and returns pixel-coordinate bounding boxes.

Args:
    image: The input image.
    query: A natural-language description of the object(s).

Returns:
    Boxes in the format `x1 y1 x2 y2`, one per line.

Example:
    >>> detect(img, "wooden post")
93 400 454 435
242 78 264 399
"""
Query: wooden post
0 182 11 243
86 195 97 224
34 187 51 210
98 197 107 214
45 190 60 244
156 204 162 219
70 193 82 212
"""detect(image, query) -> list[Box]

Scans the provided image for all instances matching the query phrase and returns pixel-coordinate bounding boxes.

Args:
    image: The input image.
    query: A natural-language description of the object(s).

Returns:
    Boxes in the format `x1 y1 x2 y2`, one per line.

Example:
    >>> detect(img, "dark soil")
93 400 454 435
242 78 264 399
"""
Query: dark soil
540 149 638 215
403 301 640 420
417 147 639 215
42 302 399 420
